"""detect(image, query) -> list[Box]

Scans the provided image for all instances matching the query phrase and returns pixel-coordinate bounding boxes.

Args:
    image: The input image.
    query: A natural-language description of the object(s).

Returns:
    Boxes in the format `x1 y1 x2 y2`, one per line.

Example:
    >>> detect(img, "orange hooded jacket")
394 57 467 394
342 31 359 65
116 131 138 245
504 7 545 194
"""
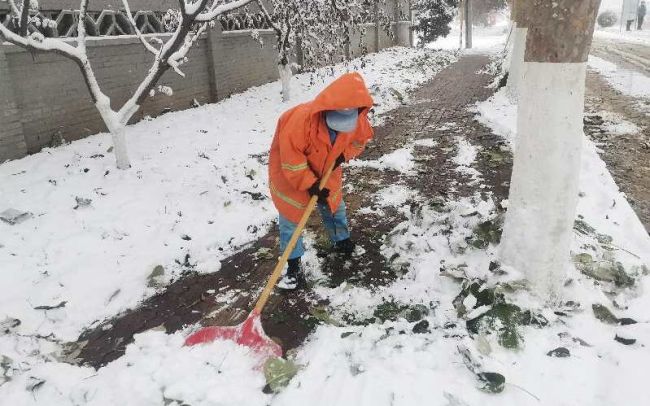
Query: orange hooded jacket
268 72 374 223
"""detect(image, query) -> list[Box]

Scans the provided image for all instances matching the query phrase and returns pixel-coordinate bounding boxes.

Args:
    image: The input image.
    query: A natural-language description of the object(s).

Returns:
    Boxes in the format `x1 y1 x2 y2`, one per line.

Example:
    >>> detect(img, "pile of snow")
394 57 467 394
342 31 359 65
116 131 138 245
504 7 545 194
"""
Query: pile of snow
452 136 482 183
350 137 443 174
594 111 641 136
474 88 650 403
349 146 415 173
1 331 270 406
273 326 485 406
375 184 419 208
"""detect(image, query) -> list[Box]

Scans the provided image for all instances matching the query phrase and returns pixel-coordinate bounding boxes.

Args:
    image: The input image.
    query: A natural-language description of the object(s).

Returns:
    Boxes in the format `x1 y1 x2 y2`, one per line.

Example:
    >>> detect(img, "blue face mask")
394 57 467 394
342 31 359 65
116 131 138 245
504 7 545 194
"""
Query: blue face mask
325 108 359 133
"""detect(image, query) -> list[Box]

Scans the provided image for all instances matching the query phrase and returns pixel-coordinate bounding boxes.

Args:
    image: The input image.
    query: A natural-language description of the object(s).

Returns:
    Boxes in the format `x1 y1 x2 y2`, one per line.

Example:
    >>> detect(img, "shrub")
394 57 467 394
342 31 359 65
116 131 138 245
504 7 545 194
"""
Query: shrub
598 10 618 28
413 0 459 46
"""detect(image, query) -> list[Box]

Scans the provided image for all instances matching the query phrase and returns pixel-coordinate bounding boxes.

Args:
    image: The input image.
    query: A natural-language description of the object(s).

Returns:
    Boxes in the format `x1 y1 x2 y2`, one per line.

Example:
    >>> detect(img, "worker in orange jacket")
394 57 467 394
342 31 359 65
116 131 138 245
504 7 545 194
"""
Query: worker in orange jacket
268 72 374 289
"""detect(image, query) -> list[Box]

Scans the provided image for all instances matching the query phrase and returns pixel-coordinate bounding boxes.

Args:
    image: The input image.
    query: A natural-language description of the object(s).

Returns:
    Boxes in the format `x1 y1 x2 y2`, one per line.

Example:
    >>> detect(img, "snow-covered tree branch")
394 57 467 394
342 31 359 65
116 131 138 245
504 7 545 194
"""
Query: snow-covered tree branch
0 0 255 169
258 0 393 102
121 0 161 56
195 0 257 21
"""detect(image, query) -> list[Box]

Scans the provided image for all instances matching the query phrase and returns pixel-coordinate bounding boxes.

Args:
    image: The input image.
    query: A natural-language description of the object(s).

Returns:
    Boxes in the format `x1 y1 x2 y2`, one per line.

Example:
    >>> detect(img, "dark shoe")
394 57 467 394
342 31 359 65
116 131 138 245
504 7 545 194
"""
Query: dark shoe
333 238 355 254
277 258 305 290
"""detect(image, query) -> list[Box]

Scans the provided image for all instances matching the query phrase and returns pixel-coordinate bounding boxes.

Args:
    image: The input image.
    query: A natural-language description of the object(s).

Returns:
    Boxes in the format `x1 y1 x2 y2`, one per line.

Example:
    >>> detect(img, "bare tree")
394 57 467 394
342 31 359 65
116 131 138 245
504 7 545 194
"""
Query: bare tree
257 0 392 102
256 0 310 102
499 0 601 300
0 0 255 169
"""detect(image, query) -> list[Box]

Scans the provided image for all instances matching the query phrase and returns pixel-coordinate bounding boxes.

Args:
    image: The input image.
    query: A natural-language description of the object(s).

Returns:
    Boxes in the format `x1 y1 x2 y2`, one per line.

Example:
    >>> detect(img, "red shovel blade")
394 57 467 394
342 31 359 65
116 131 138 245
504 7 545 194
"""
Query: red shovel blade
184 310 282 360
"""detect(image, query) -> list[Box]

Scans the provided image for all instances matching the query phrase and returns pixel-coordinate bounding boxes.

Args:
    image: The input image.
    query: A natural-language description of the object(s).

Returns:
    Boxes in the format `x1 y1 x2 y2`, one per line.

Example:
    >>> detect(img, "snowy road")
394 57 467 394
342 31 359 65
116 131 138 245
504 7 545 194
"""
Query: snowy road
585 29 650 233
592 30 650 74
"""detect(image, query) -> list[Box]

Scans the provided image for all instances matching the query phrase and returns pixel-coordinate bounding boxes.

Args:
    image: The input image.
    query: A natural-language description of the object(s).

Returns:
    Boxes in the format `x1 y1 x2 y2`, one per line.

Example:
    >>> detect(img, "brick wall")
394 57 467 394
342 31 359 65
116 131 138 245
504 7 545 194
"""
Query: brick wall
209 29 280 100
0 45 27 160
4 35 212 153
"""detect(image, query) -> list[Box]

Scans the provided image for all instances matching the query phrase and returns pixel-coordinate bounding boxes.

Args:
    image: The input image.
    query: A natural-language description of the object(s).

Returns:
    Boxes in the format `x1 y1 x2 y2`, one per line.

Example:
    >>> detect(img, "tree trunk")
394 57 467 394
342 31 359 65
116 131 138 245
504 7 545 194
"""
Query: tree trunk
464 0 472 49
459 0 464 50
110 126 131 170
506 0 528 100
278 62 292 102
99 106 132 169
506 25 527 99
499 0 601 301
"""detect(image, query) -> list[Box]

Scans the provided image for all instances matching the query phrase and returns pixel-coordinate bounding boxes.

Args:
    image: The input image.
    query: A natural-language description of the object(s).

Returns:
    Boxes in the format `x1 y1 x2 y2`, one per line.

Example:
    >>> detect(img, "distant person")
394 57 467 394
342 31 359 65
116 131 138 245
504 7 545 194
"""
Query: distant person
639 1 647 29
624 0 640 31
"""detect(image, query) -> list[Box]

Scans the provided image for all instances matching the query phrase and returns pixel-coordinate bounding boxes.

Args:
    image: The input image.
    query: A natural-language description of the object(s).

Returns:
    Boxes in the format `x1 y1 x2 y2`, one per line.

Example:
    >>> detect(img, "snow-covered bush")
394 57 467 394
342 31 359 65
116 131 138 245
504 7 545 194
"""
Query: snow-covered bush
412 0 458 46
597 10 618 28
258 0 392 101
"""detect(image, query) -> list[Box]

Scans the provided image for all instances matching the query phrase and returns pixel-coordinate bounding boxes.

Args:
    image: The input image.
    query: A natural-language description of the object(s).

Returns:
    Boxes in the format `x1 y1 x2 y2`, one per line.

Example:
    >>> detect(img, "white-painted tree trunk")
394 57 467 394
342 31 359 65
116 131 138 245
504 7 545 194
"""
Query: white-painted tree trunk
506 27 527 101
499 62 587 300
110 126 131 170
278 63 292 102
503 22 516 72
99 102 132 170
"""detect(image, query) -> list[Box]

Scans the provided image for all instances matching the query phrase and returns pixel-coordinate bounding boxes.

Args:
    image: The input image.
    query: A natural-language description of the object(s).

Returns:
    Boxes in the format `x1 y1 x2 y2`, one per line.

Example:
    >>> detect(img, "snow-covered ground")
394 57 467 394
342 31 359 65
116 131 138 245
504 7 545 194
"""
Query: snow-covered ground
273 86 650 405
0 47 457 405
595 27 650 44
588 54 650 99
474 86 650 405
0 47 454 342
424 18 510 54
3 26 650 405
593 110 641 136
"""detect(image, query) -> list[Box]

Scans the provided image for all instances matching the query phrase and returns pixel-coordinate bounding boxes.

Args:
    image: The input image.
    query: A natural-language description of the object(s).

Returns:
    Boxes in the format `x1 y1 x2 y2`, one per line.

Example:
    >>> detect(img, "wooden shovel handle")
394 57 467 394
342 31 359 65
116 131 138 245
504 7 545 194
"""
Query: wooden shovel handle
253 161 337 314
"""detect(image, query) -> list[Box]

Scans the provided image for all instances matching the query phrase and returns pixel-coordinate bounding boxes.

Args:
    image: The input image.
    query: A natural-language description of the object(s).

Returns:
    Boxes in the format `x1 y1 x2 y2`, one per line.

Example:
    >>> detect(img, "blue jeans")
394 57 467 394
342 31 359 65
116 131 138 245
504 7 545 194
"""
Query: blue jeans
279 201 350 259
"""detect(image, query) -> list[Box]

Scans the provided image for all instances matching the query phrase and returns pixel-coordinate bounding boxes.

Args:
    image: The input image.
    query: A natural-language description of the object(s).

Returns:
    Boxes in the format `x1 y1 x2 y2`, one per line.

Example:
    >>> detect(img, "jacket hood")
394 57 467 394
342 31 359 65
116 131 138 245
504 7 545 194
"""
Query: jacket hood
311 72 374 114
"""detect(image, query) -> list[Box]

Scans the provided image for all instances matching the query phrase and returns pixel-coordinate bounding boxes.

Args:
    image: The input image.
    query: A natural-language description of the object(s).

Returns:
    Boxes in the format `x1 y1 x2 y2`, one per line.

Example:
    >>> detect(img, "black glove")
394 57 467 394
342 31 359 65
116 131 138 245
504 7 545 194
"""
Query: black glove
308 181 330 204
334 154 346 169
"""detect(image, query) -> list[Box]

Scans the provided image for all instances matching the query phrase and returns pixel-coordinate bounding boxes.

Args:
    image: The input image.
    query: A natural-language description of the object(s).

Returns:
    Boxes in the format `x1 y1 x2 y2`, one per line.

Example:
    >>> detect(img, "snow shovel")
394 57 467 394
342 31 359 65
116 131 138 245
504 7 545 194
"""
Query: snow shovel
184 161 337 359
